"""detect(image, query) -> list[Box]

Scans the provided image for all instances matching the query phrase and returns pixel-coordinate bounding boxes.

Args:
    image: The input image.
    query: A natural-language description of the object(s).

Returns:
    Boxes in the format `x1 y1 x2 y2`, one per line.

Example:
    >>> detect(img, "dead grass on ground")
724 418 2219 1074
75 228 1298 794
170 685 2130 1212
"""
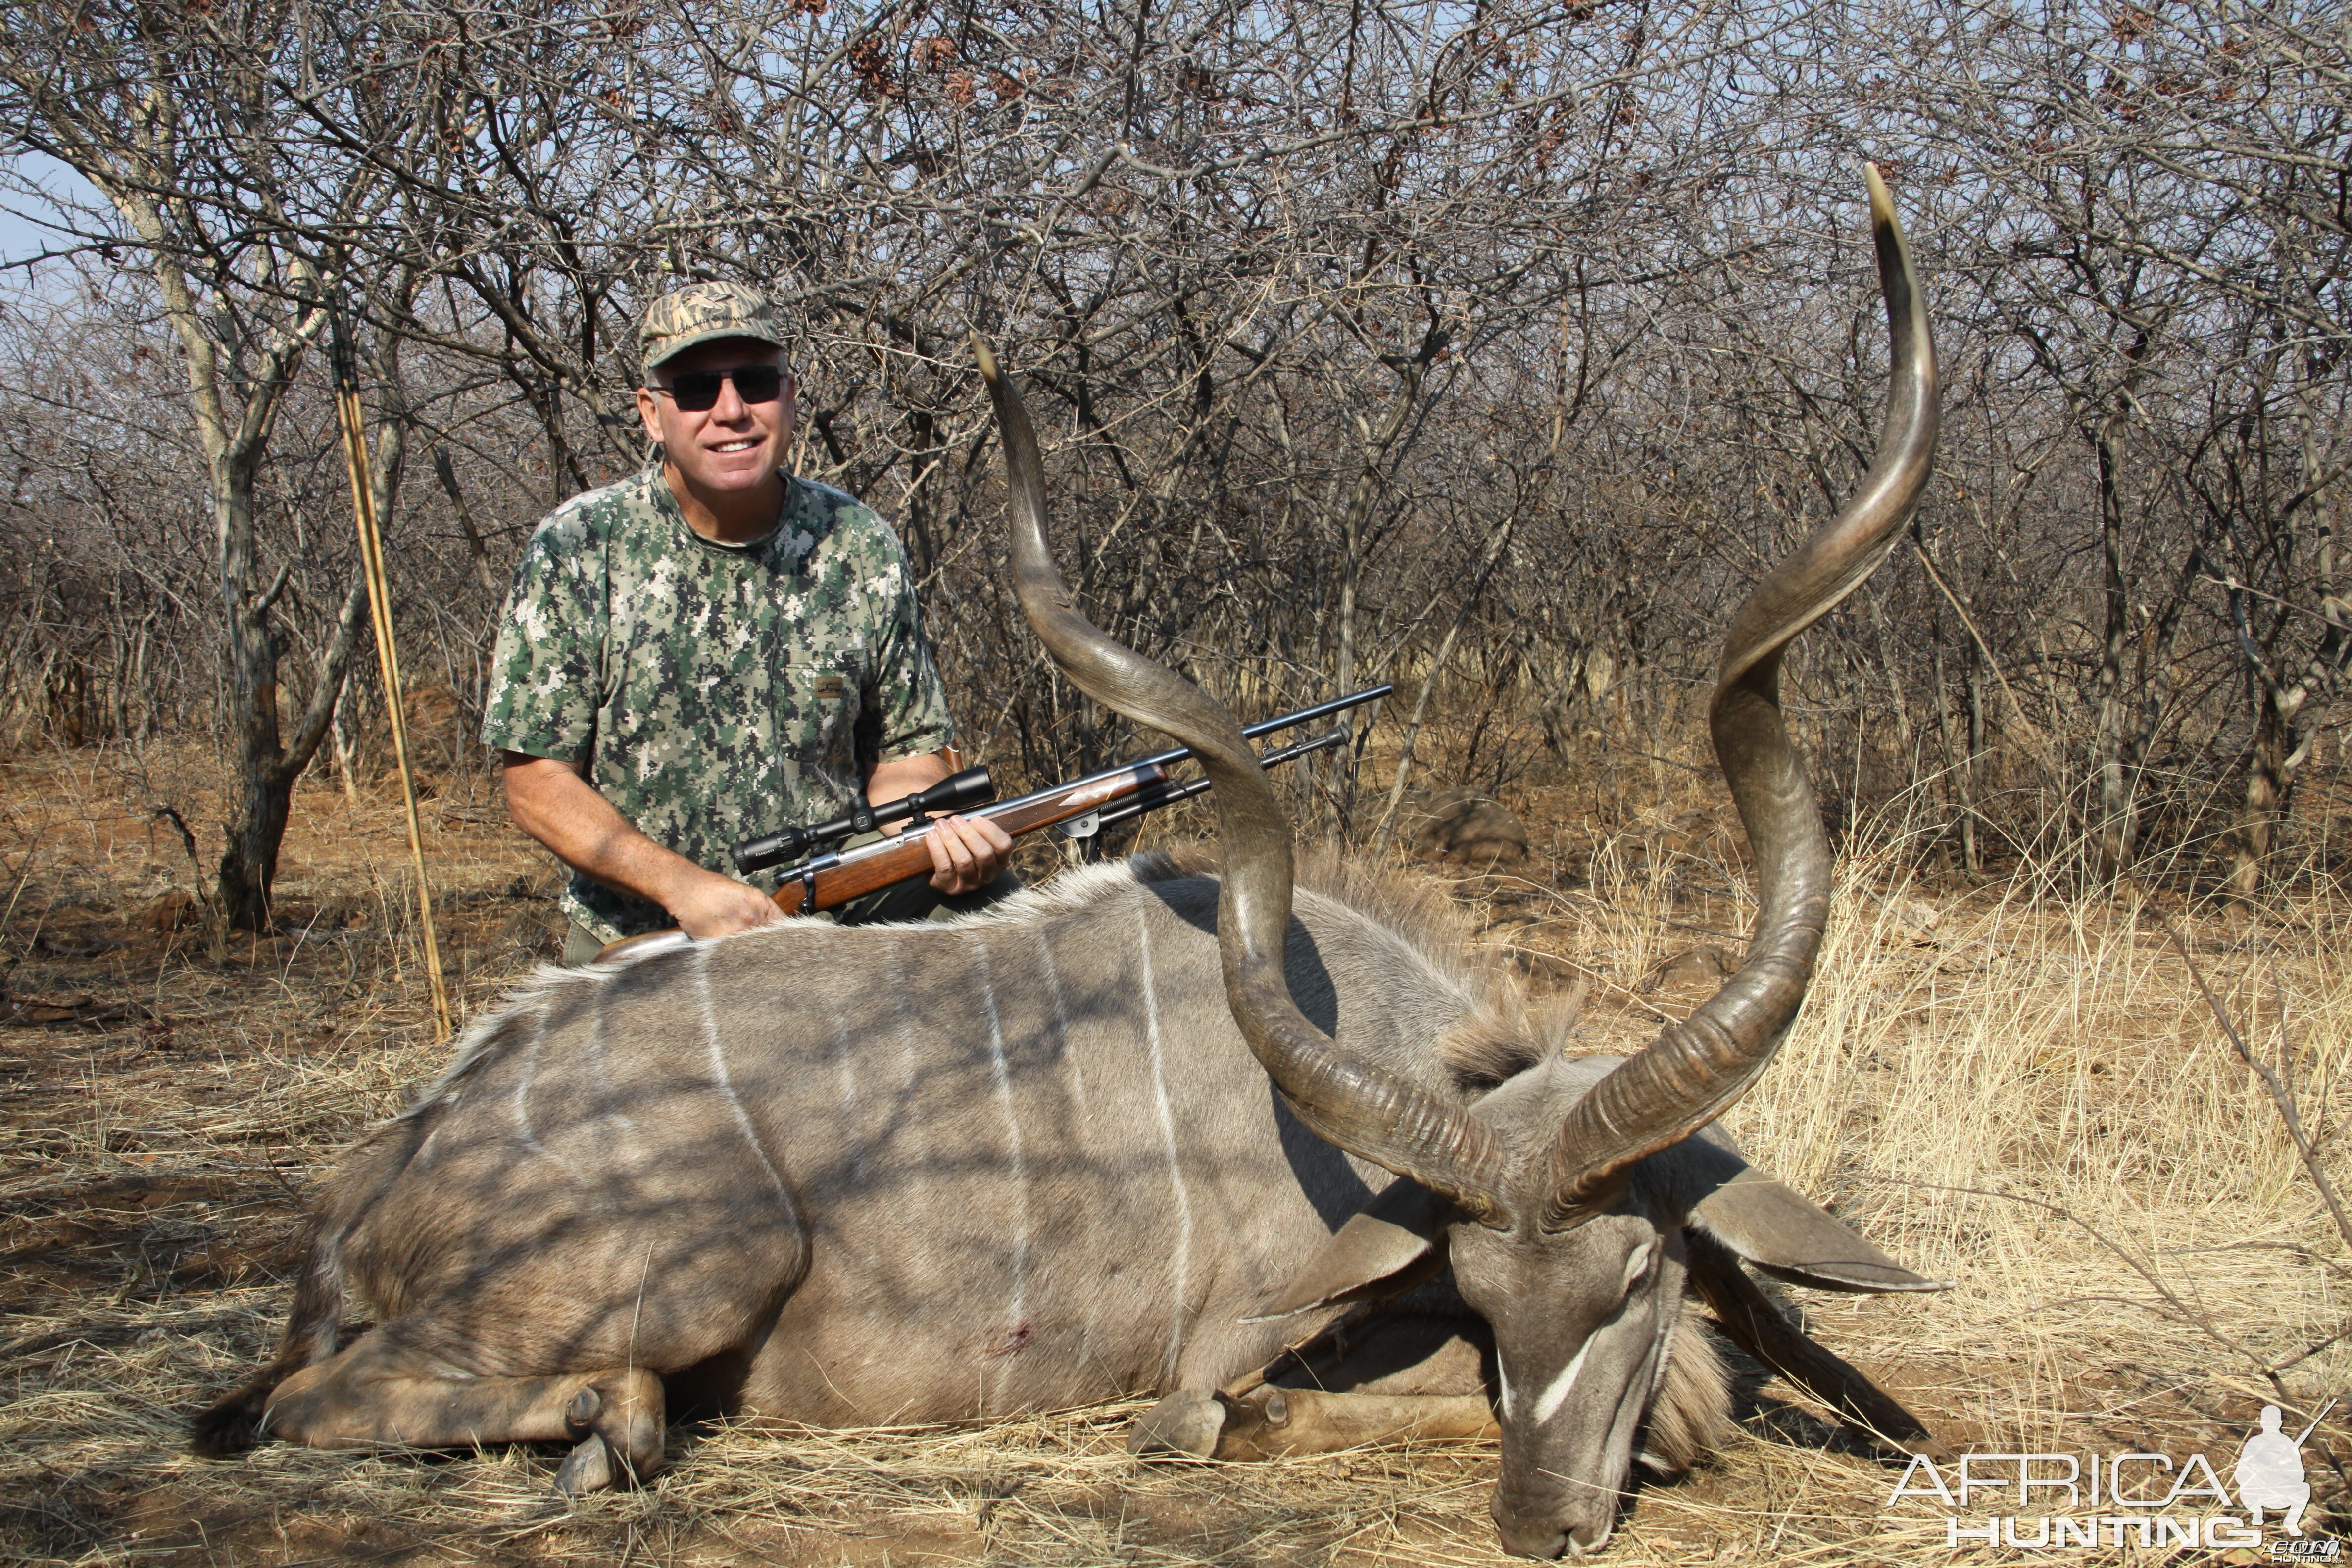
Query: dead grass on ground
0 735 2346 1565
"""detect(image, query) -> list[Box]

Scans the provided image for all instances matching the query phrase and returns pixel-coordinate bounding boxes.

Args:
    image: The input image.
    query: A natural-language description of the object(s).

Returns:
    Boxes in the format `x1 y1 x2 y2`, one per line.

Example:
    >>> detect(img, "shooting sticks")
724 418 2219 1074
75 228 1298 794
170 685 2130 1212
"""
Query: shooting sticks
329 308 451 1041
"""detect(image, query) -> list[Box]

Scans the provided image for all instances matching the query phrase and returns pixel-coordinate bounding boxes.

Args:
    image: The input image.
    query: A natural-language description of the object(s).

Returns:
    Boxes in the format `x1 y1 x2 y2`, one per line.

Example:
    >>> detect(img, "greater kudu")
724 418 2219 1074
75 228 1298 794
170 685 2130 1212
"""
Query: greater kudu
195 170 1941 1559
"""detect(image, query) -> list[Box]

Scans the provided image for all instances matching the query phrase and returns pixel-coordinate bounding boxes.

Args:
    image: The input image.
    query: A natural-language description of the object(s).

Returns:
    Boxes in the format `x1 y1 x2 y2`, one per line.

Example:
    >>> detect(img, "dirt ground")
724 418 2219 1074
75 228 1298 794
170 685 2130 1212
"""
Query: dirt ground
2 736 2347 1565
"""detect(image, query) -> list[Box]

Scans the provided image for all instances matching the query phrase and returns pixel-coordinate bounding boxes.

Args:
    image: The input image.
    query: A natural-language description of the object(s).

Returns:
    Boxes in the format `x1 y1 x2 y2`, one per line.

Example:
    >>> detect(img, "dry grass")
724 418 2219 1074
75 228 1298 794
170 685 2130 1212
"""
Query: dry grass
2 735 2347 1564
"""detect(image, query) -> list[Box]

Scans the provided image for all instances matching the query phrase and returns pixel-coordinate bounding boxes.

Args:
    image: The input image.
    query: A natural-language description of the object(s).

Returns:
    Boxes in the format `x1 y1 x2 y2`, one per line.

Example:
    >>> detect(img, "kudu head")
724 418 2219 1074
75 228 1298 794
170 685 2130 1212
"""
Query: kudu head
979 167 1939 1559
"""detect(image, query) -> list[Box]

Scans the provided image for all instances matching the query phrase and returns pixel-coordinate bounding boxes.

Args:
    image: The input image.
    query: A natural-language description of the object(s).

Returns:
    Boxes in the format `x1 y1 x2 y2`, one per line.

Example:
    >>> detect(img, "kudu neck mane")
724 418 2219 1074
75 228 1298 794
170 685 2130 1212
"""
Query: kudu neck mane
1133 845 1570 1093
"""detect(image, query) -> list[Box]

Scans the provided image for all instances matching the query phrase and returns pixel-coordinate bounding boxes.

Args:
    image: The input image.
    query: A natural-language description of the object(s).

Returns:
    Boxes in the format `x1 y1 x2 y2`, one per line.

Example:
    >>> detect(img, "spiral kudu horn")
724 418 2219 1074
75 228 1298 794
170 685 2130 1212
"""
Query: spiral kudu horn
1542 167 1939 1231
975 337 1514 1227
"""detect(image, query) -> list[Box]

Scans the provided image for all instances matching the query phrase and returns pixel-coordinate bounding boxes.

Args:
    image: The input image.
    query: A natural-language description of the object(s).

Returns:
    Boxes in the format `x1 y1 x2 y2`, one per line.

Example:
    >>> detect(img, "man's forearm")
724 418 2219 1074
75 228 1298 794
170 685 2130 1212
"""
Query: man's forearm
866 749 1011 894
502 747 1004 931
499 753 781 937
865 751 951 813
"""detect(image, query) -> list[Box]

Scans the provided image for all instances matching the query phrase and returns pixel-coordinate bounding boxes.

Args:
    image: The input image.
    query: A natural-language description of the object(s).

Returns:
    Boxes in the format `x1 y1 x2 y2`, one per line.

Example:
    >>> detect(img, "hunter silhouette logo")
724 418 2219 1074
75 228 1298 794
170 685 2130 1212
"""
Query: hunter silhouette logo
1886 1400 2339 1553
2237 1403 2324 1538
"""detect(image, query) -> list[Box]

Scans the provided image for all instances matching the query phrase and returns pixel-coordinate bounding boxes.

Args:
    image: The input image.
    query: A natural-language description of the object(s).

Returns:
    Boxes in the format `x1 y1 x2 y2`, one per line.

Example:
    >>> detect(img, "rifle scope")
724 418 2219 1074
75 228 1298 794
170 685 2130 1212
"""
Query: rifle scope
730 765 995 876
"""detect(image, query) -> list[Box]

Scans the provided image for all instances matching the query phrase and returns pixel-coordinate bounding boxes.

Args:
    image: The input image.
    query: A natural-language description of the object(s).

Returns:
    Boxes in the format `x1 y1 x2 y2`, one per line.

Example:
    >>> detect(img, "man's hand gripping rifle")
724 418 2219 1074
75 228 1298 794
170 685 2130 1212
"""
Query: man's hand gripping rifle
593 685 1389 963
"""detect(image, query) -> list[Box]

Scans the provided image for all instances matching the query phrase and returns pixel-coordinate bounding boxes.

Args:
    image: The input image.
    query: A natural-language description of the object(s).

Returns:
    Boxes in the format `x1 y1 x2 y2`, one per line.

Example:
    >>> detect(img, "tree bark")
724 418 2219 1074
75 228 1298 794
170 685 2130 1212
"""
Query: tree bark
2225 581 2351 901
2229 693 2291 901
1963 633 1986 876
2091 410 2140 878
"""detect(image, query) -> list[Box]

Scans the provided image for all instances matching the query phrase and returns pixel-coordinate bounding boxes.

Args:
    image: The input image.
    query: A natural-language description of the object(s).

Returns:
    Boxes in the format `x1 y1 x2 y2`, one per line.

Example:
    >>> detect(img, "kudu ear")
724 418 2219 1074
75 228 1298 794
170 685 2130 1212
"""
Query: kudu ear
1653 1128 1948 1295
1243 1177 1453 1323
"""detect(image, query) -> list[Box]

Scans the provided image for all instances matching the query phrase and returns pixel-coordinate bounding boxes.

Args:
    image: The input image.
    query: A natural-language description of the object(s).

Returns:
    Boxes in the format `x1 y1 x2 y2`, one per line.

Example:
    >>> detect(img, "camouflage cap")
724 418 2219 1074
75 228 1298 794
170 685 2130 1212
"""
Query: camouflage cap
638 281 786 374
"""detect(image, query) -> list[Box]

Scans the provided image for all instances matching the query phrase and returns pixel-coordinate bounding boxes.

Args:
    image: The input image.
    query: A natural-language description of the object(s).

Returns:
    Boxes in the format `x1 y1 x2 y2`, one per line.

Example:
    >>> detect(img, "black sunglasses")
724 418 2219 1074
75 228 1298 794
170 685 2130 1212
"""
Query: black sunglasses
652 364 784 412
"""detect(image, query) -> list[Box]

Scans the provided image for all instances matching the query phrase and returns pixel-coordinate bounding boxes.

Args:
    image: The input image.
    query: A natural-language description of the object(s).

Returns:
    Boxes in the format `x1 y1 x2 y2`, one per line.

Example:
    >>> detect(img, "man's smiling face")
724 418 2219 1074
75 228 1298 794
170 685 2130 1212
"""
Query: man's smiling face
636 336 796 506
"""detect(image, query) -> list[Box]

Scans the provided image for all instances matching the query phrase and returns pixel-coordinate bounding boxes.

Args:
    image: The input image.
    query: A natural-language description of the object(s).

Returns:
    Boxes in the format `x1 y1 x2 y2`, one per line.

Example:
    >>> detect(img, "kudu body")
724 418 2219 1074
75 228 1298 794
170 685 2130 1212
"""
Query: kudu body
196 173 1941 1559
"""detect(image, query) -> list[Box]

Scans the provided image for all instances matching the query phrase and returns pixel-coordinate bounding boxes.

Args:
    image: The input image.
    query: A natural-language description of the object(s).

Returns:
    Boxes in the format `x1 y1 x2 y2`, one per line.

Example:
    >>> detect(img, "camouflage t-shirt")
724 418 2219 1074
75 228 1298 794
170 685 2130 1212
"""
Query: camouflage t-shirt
481 464 955 941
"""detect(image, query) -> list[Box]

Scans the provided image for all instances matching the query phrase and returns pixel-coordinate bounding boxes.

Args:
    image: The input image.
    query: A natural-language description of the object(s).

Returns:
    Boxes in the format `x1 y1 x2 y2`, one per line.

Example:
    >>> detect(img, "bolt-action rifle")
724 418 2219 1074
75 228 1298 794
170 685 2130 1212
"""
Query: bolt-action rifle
592 685 1389 963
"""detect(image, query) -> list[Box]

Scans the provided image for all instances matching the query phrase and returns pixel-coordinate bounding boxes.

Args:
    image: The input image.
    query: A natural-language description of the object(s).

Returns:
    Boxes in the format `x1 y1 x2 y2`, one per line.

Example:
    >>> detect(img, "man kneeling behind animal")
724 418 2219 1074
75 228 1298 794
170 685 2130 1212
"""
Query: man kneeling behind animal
193 176 1946 1560
482 281 1014 959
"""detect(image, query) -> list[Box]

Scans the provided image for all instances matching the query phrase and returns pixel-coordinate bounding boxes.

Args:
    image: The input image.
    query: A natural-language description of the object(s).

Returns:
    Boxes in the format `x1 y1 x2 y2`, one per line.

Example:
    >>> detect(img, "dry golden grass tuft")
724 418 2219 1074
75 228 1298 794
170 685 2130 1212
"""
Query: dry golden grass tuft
0 737 2345 1564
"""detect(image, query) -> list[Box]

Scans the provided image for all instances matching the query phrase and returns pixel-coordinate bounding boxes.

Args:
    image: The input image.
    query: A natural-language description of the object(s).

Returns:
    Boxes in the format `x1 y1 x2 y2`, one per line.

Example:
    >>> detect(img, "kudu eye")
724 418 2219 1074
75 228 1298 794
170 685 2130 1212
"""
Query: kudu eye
1619 1241 1655 1300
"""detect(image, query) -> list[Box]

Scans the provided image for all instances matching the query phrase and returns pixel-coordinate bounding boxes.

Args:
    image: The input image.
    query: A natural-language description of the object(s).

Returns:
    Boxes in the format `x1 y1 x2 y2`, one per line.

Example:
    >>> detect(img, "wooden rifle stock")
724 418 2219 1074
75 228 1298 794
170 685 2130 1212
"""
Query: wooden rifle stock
594 761 1165 963
771 759 1164 916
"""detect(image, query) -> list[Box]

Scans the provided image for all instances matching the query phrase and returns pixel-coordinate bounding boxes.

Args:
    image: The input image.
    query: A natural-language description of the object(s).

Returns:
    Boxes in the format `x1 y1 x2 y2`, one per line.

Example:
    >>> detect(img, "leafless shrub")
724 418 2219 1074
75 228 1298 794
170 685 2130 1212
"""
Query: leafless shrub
0 0 2343 903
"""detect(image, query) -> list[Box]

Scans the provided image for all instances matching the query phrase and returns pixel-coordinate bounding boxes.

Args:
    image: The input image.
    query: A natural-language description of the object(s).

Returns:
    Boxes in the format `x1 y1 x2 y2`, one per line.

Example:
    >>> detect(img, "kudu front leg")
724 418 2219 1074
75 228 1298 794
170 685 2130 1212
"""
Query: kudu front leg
1130 1385 1496 1459
1128 1391 1496 1467
1132 1301 1500 1460
260 1326 666 1493
1213 1386 1498 1458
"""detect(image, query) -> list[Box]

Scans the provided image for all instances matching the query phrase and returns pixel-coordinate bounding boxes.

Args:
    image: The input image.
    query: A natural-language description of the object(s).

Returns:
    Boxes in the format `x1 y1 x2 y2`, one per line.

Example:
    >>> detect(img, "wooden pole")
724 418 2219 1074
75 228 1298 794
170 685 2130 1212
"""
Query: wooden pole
329 308 452 1041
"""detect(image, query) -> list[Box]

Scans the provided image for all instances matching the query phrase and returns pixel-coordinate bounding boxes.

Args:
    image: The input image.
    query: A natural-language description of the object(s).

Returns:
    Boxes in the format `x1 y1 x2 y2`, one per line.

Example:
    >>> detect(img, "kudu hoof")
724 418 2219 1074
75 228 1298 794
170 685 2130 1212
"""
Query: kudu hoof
551 1372 665 1493
1127 1390 1228 1458
553 1433 619 1495
1205 1387 1293 1461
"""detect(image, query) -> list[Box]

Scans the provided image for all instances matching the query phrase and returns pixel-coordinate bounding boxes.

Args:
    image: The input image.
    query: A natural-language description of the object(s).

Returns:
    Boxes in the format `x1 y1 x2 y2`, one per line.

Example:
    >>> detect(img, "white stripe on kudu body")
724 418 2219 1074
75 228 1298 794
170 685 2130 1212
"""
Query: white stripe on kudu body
587 993 635 1133
833 1012 864 1187
1036 929 1084 1116
510 1022 548 1159
887 944 926 1165
973 939 1031 1337
696 947 793 1211
1135 909 1194 1378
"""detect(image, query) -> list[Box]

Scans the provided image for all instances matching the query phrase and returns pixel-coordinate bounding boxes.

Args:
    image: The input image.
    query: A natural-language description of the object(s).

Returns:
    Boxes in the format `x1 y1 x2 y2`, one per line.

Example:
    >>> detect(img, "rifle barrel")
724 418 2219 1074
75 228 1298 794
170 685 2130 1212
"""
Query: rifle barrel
1092 725 1351 830
985 683 1389 822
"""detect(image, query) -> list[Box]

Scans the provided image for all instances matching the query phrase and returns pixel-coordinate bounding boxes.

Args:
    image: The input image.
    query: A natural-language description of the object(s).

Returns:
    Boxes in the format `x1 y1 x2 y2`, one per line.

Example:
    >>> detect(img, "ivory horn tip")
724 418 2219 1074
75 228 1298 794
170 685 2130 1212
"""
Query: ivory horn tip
1864 161 1894 228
